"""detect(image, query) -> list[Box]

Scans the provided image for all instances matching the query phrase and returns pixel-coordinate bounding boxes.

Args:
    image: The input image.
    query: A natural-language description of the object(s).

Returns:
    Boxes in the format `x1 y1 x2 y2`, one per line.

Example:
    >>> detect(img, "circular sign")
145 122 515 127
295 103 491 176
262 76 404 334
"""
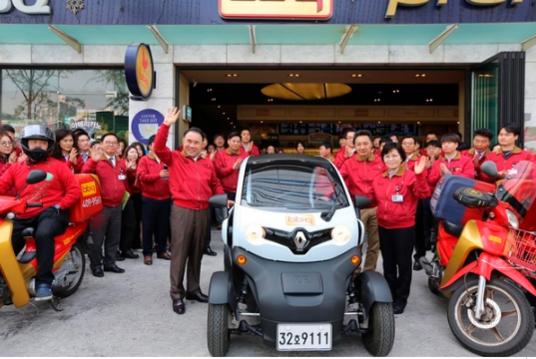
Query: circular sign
124 43 154 100
131 109 164 144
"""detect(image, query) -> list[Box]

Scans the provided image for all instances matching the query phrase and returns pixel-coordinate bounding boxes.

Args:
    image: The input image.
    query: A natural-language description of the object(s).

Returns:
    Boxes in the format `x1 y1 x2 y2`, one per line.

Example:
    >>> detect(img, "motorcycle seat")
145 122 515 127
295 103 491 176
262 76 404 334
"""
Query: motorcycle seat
453 187 497 209
22 228 34 238
444 220 464 238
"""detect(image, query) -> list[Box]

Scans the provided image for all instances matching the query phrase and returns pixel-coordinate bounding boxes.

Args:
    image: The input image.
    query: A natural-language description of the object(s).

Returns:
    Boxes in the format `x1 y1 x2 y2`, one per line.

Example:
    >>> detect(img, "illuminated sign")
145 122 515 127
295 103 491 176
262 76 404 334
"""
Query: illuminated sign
386 0 524 18
220 0 333 20
124 43 155 101
0 0 50 14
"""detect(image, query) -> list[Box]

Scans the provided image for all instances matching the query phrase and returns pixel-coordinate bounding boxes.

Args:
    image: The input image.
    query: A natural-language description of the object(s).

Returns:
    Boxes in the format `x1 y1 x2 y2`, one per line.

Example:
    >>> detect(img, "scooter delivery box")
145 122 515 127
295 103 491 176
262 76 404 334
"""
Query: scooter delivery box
430 175 496 224
69 174 103 223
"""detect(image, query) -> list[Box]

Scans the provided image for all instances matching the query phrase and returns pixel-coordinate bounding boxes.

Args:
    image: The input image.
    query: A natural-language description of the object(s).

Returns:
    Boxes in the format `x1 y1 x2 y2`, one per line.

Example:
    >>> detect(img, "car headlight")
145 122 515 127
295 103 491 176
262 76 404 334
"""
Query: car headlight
331 225 351 245
506 209 519 229
244 224 266 245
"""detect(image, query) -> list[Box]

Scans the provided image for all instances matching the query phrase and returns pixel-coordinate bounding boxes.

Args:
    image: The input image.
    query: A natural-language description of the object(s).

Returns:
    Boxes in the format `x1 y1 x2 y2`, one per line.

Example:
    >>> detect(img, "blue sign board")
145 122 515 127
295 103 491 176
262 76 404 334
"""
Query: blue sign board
131 109 164 145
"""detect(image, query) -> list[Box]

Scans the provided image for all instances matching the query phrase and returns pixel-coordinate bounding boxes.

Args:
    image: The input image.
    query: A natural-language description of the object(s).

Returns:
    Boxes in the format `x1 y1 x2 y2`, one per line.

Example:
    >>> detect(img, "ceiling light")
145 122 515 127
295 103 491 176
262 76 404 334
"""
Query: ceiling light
338 121 341 124
422 74 426 77
233 126 236 128
417 121 421 125
378 121 381 124
233 74 238 77
222 112 226 115
211 98 216 101
261 83 351 101
217 105 221 108
260 121 264 124
230 122 233 125
415 74 420 77
226 74 232 77
358 74 363 77
288 73 300 77
299 121 303 124
227 117 230 120
207 88 212 92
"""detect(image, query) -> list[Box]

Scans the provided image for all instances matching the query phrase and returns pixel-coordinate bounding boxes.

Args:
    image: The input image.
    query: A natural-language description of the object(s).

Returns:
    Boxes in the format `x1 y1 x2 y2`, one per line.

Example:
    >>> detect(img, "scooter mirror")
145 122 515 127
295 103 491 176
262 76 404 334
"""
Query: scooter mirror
209 194 228 208
481 161 498 179
354 195 371 210
26 170 47 185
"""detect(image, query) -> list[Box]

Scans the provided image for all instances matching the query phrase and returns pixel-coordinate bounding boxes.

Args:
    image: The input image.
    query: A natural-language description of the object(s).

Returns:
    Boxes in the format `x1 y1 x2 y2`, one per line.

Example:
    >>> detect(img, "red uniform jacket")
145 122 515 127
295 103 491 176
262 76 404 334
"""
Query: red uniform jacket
479 146 535 183
153 124 224 210
57 154 83 174
428 152 475 188
339 153 386 208
370 167 431 229
334 146 356 169
214 148 249 193
461 148 491 180
82 154 133 207
0 158 81 219
137 153 170 201
243 143 260 156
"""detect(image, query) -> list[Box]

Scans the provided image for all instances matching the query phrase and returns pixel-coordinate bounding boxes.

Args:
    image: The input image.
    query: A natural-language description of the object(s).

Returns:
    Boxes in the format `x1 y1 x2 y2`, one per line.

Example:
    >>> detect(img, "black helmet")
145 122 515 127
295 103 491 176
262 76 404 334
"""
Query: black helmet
20 125 56 162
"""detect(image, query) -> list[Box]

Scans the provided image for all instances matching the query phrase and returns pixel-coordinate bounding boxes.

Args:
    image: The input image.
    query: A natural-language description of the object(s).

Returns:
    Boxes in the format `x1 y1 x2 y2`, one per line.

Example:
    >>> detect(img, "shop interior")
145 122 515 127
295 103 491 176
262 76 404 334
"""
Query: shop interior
184 68 466 154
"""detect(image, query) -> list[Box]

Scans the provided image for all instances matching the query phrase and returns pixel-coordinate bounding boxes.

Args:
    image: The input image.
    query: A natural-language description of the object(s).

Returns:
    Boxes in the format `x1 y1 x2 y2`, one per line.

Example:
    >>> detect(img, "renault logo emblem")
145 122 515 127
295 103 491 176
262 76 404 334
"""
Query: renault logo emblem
293 231 308 249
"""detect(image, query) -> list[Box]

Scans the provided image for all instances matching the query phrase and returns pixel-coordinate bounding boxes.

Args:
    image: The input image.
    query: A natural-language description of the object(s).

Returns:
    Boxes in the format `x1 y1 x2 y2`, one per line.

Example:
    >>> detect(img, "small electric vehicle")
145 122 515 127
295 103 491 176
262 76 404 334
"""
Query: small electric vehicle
207 154 395 356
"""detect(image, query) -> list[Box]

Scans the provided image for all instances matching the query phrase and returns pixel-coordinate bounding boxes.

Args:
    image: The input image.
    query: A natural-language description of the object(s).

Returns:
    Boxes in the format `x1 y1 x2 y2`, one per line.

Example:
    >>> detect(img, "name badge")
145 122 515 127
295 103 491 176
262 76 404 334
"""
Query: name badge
392 194 403 203
508 169 518 175
118 175 126 180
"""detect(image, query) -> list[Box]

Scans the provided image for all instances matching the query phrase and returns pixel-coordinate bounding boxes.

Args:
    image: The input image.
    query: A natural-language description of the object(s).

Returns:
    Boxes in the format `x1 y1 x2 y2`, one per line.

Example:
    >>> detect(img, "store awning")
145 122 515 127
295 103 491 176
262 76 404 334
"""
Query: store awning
1 23 535 53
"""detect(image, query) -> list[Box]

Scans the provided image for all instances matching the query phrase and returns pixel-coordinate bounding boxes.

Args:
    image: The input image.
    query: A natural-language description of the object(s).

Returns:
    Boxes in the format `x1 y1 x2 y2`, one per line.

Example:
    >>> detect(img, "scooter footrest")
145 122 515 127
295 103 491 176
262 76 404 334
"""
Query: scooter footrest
18 251 36 264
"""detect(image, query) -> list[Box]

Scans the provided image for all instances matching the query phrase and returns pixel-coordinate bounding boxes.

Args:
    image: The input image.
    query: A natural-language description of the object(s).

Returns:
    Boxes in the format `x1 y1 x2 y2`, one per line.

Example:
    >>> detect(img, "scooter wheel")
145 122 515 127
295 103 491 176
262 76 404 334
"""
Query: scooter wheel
54 242 85 298
447 278 535 356
207 303 230 357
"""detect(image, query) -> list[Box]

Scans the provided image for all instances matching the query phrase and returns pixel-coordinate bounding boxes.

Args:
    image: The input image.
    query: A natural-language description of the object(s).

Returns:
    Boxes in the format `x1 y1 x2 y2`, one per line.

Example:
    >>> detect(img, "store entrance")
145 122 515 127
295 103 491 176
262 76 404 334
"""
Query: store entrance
182 68 465 154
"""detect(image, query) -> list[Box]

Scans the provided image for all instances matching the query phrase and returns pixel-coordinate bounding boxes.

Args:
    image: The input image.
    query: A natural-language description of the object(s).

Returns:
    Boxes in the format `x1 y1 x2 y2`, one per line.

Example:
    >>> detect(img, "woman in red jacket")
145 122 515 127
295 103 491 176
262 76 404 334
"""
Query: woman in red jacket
0 131 17 178
52 129 83 173
368 142 431 315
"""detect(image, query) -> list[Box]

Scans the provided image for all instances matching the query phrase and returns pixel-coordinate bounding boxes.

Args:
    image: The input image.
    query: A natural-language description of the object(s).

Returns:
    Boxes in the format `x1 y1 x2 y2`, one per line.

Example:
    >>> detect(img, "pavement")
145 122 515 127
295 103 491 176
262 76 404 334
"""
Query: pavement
1 229 535 357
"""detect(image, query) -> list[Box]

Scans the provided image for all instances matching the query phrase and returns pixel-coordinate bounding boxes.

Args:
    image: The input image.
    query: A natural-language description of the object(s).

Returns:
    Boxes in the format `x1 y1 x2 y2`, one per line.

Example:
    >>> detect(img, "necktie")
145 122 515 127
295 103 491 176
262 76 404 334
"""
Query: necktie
82 153 88 163
110 157 115 168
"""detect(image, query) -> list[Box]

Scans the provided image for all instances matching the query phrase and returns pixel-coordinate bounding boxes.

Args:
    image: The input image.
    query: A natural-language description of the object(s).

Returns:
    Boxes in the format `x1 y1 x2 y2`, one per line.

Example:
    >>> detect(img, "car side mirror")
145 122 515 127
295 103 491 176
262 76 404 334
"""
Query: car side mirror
354 195 371 210
481 161 498 179
209 194 228 207
26 170 47 184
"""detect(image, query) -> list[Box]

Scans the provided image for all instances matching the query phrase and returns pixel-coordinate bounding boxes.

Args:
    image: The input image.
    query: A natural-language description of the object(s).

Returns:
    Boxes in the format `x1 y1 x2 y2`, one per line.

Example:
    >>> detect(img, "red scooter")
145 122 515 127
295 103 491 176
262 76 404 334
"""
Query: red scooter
0 170 102 311
421 160 536 356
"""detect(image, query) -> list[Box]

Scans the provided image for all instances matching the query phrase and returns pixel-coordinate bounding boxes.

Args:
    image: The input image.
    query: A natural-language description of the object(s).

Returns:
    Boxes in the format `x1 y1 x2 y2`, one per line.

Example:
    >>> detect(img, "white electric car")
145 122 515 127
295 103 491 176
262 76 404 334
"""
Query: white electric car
207 154 395 356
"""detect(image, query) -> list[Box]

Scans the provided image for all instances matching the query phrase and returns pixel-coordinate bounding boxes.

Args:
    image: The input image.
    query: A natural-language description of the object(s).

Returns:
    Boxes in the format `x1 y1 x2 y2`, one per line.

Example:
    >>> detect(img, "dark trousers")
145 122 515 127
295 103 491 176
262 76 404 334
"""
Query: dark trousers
89 204 122 270
170 205 208 300
379 225 415 308
204 207 214 249
12 207 69 287
421 198 435 250
131 193 142 249
414 199 426 261
142 196 171 256
120 199 135 253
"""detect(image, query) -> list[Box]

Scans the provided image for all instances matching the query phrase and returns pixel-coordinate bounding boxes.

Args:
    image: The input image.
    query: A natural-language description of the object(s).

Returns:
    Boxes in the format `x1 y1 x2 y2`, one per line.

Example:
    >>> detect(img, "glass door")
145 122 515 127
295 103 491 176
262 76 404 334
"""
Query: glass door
470 59 499 145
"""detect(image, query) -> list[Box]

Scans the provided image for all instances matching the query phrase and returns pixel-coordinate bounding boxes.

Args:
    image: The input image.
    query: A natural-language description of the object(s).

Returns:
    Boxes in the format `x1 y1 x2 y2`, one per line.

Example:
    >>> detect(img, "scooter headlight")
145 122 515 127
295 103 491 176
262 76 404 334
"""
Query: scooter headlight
331 225 351 245
244 224 266 245
506 209 519 229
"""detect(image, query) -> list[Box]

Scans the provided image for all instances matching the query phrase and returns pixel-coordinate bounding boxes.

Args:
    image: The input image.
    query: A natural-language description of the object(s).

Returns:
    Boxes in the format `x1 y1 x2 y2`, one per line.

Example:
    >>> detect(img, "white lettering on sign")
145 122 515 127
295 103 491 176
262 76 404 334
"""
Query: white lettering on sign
0 0 51 14
82 196 101 209
386 0 523 18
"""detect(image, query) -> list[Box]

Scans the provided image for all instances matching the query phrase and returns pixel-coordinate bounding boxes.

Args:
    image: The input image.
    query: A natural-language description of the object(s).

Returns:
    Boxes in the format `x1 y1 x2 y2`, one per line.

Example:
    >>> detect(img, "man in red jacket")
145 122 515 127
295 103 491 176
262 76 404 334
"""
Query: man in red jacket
82 133 133 277
137 135 171 265
401 135 420 171
461 128 492 180
0 125 81 300
339 130 385 272
240 128 260 156
334 129 356 169
214 132 249 201
154 107 226 315
428 133 475 188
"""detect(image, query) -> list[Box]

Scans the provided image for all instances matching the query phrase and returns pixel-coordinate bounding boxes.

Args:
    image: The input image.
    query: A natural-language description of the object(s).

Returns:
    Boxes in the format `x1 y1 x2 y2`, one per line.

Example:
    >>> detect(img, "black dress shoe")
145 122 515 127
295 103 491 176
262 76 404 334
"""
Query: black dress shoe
103 264 125 273
116 251 125 261
413 261 423 271
173 298 185 315
122 250 139 259
204 247 217 256
91 267 104 277
185 291 209 303
393 305 405 315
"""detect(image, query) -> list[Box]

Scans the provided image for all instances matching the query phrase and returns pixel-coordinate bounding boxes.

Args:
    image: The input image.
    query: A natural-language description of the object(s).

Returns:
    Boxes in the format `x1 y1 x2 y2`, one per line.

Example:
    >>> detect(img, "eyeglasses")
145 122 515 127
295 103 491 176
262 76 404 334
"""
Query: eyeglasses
0 141 13 147
103 142 118 146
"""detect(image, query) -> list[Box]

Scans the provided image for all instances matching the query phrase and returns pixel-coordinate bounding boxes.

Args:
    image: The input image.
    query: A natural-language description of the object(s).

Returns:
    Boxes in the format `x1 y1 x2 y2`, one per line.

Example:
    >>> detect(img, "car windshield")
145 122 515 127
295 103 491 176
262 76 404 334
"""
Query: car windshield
496 160 536 218
241 162 349 210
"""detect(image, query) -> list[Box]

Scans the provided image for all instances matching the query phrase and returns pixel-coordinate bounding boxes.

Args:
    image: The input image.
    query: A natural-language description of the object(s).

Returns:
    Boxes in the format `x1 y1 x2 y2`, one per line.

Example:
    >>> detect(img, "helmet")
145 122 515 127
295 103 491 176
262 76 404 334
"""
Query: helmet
20 125 56 162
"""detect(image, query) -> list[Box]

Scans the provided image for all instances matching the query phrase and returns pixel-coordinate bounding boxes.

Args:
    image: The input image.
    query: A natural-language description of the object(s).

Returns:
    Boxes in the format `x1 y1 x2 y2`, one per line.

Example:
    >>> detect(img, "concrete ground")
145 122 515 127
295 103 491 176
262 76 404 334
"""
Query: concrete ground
1 230 535 357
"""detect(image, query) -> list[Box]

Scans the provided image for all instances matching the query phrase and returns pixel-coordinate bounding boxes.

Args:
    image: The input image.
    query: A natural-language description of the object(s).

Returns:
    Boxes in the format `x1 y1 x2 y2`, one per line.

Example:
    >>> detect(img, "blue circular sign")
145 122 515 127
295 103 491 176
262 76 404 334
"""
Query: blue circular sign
131 109 164 144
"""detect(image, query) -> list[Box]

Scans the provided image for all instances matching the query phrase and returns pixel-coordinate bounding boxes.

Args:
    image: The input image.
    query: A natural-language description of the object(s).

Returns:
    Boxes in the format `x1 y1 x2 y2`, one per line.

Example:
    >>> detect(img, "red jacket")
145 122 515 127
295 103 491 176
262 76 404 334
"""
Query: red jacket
428 152 475 187
0 158 81 219
404 153 420 171
153 124 224 210
461 148 491 180
334 146 356 169
56 154 83 174
339 153 386 208
370 167 431 229
82 154 133 207
214 148 249 193
243 143 260 156
478 147 535 183
137 152 170 200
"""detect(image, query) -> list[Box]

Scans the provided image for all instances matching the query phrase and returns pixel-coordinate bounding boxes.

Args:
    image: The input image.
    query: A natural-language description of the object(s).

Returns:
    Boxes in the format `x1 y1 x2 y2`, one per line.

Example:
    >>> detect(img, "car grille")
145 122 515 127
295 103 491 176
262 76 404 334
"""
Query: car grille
263 227 333 255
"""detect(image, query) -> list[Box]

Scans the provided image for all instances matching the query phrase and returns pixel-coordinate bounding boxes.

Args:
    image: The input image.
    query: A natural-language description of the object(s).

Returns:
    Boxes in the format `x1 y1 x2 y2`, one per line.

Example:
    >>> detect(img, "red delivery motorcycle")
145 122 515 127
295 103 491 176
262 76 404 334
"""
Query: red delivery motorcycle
420 160 536 356
0 170 102 311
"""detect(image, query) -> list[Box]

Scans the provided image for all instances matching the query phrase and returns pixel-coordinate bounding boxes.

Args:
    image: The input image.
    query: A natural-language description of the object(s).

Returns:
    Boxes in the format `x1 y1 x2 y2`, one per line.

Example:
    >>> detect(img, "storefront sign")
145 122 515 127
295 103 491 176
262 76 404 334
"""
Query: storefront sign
0 0 50 14
131 109 164 144
386 0 524 18
219 0 333 20
70 109 101 131
308 133 332 143
124 43 155 101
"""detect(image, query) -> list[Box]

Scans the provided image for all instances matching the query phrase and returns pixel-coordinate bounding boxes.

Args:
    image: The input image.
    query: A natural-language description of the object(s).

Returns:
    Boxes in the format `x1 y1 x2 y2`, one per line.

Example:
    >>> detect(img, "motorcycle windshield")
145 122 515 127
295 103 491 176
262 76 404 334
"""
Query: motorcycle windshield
495 160 536 218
